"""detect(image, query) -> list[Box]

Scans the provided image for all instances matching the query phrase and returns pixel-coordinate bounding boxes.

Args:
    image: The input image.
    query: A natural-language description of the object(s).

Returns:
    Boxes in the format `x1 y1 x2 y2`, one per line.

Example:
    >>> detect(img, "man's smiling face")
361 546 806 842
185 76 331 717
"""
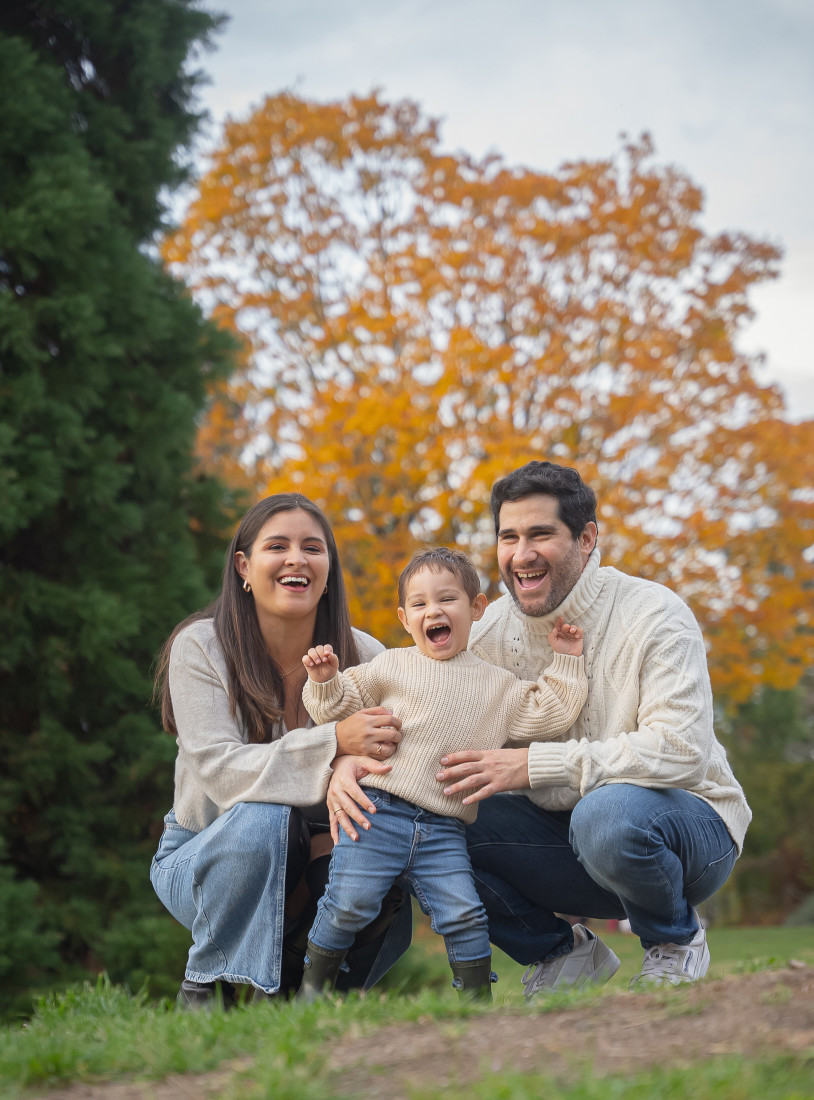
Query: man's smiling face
497 495 596 617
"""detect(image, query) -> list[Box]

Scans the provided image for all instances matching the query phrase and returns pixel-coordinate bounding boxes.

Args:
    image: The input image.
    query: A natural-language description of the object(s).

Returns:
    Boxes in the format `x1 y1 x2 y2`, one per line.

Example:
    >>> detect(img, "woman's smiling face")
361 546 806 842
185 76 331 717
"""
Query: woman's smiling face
234 508 330 624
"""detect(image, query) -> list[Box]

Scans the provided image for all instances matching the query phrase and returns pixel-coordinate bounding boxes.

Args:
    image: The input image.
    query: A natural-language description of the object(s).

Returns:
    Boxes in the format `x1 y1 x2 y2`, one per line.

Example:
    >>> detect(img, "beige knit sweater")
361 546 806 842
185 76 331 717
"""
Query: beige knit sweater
302 647 587 824
469 549 752 851
167 619 384 832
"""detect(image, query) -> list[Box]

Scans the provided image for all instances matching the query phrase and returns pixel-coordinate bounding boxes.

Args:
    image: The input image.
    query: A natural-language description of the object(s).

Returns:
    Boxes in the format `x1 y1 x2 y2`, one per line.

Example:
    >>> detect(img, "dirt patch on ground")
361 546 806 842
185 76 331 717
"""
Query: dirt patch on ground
20 1062 253 1100
25 966 814 1099
331 965 814 1098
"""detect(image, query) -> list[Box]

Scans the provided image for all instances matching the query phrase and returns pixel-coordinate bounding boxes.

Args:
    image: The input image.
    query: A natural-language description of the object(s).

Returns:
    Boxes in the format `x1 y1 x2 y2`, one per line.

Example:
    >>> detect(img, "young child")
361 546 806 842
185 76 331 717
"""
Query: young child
298 547 587 1002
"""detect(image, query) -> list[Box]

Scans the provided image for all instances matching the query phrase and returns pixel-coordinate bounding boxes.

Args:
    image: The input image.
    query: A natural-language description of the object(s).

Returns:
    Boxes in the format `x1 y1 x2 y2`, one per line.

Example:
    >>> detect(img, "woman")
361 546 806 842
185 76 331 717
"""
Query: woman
151 493 405 1007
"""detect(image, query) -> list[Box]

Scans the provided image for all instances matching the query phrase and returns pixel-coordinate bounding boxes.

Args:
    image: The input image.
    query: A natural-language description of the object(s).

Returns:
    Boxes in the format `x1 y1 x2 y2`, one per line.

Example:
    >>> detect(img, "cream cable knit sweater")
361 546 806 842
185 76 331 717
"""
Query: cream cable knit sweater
469 549 751 851
302 647 587 824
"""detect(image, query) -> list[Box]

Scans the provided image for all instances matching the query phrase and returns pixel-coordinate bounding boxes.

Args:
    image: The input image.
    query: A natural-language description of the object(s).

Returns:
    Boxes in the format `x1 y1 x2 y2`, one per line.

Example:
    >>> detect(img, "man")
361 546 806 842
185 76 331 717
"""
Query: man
437 461 750 995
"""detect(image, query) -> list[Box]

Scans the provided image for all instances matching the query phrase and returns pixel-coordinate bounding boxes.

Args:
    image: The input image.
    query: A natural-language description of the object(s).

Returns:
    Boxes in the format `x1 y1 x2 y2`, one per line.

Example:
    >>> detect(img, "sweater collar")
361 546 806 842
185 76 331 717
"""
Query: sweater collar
410 646 482 665
506 547 604 635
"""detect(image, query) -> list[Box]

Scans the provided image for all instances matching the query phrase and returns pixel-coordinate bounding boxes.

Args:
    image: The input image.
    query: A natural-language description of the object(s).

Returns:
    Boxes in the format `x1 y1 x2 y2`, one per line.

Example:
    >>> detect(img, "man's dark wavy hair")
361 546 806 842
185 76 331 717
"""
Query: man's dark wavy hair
490 461 598 540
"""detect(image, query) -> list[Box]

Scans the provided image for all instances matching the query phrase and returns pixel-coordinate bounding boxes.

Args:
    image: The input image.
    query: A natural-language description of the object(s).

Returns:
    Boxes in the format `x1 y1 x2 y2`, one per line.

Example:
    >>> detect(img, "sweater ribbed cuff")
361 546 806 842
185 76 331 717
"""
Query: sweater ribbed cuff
544 652 584 677
527 742 574 789
306 674 340 696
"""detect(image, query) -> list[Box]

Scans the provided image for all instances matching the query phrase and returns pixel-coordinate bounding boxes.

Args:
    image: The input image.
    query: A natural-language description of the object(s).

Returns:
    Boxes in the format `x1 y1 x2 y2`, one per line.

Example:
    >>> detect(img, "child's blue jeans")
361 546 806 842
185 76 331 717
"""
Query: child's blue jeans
309 789 490 962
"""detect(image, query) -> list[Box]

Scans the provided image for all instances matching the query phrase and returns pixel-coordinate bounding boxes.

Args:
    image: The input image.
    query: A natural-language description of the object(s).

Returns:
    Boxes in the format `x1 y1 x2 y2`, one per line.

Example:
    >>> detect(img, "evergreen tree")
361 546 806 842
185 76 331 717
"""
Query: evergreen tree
0 1 237 1013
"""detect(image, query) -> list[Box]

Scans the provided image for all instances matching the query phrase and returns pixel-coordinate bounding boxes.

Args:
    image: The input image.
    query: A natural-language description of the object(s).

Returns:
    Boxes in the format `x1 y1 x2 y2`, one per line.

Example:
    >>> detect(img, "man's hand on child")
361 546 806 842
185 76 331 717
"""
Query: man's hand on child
548 617 583 657
302 644 340 682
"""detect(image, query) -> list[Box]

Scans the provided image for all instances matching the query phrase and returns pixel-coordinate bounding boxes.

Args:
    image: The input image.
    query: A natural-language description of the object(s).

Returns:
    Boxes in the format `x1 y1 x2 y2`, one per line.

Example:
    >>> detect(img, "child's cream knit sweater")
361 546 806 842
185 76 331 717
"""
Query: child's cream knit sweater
303 647 587 824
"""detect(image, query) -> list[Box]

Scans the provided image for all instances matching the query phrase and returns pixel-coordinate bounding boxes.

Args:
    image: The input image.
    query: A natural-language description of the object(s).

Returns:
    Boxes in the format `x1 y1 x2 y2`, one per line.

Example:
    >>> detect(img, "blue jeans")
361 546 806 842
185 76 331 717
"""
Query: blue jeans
150 802 411 993
310 790 491 963
466 785 738 962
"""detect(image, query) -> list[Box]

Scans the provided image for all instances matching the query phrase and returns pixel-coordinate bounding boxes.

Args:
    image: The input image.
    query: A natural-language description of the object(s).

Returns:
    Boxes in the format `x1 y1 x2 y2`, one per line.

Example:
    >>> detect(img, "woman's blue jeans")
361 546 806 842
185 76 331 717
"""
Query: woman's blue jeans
466 785 738 962
150 802 292 993
150 801 412 993
310 790 491 962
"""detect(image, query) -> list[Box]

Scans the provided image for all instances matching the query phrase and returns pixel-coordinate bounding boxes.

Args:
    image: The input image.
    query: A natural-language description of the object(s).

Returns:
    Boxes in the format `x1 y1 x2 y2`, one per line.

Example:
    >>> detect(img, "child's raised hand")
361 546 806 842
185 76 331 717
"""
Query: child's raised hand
548 617 583 657
302 644 340 683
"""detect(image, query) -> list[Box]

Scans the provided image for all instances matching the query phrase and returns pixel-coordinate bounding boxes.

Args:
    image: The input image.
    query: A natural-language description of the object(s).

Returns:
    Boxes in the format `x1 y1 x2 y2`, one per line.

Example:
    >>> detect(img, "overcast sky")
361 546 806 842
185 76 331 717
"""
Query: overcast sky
190 0 814 419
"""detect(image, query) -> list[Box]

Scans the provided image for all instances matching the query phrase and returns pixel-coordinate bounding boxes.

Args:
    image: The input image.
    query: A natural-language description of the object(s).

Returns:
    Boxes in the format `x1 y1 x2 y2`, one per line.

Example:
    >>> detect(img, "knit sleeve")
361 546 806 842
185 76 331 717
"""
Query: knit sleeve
170 625 337 811
302 661 381 723
528 606 714 794
505 653 588 744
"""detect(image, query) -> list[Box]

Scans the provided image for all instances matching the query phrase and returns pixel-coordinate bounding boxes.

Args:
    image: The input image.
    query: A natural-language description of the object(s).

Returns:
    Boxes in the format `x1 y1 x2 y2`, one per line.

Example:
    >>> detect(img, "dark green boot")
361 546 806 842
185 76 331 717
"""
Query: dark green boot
297 941 347 1003
176 979 236 1011
450 956 498 1002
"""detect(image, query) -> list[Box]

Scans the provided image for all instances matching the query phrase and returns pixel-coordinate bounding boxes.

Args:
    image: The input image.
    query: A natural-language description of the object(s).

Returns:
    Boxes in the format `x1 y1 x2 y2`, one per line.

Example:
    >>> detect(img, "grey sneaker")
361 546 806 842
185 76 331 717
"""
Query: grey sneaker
521 924 621 1000
629 920 710 989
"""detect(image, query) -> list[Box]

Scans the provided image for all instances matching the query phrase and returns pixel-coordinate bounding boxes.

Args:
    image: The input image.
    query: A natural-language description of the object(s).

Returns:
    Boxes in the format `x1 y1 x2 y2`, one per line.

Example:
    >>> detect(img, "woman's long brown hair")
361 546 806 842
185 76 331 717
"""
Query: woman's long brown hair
153 494 361 744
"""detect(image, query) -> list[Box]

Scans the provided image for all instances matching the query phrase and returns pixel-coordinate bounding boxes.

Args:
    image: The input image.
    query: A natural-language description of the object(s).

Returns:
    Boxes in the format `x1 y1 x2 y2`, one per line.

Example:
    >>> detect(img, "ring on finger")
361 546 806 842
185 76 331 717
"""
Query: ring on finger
375 743 383 757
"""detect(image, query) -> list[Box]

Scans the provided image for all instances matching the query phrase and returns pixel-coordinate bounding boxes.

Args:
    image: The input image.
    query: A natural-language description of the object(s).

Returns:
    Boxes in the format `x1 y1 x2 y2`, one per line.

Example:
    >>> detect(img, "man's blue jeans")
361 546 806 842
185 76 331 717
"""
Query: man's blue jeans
310 789 491 962
466 785 738 962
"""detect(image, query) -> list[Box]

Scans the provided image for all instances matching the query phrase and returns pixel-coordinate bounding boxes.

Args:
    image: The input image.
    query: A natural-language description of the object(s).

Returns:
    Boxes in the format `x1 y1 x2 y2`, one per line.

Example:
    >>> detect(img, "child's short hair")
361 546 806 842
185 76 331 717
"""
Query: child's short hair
398 547 482 606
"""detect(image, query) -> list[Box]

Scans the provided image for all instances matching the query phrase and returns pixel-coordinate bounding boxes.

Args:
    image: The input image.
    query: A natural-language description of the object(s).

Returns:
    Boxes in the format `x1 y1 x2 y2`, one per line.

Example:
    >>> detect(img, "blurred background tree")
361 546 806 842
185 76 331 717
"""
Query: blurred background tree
165 90 814 922
0 1 239 1015
165 91 814 702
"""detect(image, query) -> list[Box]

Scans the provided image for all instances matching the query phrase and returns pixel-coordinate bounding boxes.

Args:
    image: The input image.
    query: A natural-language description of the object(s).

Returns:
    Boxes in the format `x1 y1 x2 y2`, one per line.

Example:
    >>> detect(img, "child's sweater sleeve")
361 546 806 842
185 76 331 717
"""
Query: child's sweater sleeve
302 660 381 723
504 653 588 744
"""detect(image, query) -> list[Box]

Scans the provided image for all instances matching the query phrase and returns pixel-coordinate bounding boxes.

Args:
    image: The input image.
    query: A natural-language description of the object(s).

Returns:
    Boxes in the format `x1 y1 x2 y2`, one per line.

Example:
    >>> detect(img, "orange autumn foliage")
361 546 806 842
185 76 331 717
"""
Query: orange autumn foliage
163 91 814 703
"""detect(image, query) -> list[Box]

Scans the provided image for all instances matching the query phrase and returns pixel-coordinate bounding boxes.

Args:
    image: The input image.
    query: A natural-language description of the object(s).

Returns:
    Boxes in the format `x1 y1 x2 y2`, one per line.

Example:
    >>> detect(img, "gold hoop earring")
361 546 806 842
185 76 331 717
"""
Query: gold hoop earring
243 579 251 593
323 584 328 595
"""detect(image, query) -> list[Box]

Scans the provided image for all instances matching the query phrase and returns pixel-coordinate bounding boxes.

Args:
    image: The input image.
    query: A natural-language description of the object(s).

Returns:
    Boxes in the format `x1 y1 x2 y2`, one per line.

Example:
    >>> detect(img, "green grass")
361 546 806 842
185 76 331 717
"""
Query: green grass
400 920 814 1003
409 1057 814 1100
0 976 498 1098
1 925 812 1098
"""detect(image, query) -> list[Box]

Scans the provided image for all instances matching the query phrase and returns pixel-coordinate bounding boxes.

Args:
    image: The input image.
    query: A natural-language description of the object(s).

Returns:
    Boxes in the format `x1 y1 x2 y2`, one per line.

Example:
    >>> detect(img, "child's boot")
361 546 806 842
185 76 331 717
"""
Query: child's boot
450 956 498 1002
297 941 347 1003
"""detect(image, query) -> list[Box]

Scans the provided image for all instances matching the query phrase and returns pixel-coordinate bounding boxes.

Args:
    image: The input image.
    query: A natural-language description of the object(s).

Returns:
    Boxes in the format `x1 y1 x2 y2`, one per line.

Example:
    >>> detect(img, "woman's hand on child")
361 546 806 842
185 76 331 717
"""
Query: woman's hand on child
335 707 402 759
548 617 583 657
302 643 340 682
327 755 393 842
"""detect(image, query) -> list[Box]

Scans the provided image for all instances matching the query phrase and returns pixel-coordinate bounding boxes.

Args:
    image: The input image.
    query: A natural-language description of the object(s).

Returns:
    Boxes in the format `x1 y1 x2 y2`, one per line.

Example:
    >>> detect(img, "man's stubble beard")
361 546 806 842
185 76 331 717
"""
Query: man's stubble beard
500 545 586 618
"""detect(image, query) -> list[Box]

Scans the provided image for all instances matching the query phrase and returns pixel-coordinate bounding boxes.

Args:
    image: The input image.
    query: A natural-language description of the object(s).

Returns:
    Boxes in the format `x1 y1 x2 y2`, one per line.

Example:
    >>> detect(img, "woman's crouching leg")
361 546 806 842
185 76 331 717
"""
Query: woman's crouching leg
151 802 292 994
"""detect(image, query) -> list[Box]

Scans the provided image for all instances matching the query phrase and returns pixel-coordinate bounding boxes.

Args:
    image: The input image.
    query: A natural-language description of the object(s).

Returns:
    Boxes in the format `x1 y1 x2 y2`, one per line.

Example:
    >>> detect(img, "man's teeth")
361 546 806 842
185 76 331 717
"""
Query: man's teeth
516 570 546 589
